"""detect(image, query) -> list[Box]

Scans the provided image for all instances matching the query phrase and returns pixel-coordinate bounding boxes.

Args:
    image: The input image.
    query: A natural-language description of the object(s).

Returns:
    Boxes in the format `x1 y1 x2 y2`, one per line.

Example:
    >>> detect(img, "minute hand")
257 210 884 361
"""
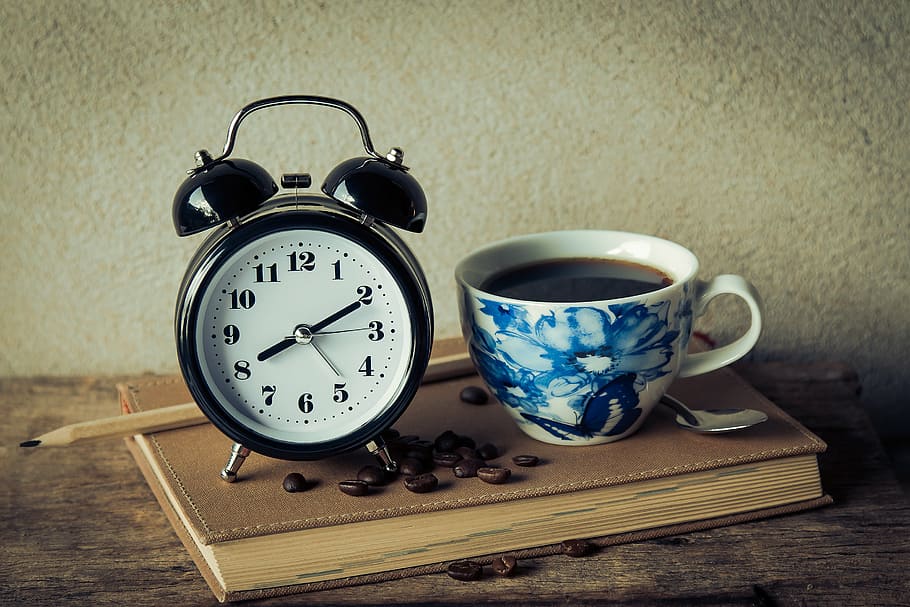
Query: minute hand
309 300 362 334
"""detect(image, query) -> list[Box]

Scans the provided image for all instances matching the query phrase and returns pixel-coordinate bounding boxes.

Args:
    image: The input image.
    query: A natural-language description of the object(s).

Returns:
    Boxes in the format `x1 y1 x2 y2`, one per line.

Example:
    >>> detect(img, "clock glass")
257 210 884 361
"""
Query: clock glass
189 222 415 448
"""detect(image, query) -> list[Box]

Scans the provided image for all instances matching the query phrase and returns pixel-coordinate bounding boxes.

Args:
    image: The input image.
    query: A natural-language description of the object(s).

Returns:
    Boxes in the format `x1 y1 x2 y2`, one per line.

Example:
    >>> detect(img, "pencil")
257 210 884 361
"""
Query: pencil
20 350 476 448
19 403 205 448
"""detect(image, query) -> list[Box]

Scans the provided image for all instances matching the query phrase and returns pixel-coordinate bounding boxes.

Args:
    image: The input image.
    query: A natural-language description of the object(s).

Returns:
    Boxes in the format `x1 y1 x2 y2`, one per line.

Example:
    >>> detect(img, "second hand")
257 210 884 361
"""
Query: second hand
310 340 342 376
315 327 371 336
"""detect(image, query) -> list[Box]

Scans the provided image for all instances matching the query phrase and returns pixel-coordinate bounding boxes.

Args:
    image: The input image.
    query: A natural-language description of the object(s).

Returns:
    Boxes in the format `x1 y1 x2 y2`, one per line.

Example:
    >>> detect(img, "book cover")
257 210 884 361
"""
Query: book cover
120 343 830 602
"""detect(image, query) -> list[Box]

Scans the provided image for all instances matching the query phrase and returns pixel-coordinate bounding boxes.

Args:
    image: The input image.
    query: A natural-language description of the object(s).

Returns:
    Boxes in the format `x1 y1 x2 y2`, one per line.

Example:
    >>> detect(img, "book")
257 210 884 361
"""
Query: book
119 339 831 602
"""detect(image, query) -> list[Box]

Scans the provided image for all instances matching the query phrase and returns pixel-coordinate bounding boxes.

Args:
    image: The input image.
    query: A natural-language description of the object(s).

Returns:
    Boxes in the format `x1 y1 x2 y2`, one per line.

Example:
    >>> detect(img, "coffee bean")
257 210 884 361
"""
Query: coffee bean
477 466 511 484
446 560 483 581
357 465 389 486
403 473 438 493
434 430 459 452
456 435 476 449
476 442 499 460
491 555 518 577
453 458 485 478
398 457 425 476
511 454 540 467
406 445 434 463
460 385 490 405
282 472 307 493
338 480 370 496
433 451 463 468
455 445 479 460
381 427 401 441
560 538 592 557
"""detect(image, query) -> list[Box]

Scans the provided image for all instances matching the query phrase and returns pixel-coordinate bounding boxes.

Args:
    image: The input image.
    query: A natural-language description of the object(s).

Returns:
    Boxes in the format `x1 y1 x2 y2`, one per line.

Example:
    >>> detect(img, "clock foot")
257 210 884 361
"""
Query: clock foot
220 442 252 482
365 438 398 473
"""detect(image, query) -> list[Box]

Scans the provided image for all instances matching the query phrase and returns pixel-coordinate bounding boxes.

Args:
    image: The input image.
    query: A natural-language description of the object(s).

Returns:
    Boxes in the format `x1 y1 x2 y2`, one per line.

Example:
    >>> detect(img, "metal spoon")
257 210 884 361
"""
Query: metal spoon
660 394 769 433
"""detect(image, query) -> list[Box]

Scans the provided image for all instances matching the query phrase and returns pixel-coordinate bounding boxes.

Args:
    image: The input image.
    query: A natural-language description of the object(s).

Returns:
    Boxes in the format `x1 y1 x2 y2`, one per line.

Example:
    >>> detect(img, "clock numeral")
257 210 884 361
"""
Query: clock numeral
333 383 349 403
358 355 374 377
357 285 373 305
233 360 252 380
254 262 279 283
223 324 240 345
332 259 343 280
288 251 316 272
298 393 314 414
368 320 384 341
229 289 256 310
261 385 276 406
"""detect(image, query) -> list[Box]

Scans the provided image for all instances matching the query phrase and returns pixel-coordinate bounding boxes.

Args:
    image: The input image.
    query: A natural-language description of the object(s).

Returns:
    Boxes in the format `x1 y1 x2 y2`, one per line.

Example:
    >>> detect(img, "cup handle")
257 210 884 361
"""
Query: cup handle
677 274 763 378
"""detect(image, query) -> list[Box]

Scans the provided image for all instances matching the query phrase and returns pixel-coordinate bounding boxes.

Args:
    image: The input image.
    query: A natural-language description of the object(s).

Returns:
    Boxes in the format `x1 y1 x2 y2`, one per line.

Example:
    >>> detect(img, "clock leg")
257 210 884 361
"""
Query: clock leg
220 442 252 482
365 438 398 473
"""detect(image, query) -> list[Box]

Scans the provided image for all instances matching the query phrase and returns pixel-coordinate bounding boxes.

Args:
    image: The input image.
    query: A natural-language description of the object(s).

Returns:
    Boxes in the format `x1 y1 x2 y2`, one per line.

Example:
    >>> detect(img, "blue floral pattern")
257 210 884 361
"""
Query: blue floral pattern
469 299 682 441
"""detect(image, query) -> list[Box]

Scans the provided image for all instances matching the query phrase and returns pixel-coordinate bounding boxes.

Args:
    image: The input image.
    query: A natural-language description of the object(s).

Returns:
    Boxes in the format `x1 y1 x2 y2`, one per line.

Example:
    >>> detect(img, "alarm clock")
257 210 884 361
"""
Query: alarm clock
171 96 433 482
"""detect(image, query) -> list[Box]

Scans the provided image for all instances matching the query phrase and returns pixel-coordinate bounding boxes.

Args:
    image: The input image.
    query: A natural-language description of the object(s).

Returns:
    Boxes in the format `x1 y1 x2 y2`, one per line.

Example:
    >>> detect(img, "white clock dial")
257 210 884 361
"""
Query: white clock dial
192 227 414 445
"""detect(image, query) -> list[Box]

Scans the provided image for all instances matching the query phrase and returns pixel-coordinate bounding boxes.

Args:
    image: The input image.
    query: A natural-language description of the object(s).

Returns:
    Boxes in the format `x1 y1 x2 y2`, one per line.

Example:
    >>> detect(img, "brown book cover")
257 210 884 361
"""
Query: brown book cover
120 341 831 602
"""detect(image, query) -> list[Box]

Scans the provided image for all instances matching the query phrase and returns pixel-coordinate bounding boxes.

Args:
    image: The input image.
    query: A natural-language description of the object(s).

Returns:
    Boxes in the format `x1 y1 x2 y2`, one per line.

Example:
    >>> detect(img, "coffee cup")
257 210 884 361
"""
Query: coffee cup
455 230 763 445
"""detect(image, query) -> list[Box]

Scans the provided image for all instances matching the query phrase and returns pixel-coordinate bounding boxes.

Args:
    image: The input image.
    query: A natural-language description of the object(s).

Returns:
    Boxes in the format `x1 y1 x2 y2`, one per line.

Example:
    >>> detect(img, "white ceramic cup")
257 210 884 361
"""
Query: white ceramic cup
455 230 763 445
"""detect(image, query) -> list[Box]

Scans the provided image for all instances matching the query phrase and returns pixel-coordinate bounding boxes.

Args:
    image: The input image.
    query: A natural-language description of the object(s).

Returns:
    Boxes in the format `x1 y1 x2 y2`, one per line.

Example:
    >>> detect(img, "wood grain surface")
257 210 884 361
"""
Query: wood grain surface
2 364 908 606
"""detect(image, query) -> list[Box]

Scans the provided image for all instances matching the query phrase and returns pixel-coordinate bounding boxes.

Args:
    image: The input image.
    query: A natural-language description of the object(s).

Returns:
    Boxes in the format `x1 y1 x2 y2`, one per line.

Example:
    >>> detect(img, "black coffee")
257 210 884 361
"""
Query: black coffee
480 257 672 302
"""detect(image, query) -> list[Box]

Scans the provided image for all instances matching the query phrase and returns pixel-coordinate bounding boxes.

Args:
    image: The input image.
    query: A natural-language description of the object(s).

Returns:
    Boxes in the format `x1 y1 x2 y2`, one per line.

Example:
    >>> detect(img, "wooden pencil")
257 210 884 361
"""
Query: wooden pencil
19 403 205 448
20 349 475 448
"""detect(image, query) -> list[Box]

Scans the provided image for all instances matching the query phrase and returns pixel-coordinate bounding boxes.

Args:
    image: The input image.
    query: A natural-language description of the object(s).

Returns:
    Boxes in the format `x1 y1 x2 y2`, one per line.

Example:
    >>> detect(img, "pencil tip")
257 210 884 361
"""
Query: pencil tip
19 439 41 448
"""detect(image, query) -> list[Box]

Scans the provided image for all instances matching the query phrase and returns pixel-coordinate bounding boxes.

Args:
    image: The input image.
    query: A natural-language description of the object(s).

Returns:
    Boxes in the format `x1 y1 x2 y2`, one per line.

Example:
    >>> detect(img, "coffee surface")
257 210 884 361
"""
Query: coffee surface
479 257 672 302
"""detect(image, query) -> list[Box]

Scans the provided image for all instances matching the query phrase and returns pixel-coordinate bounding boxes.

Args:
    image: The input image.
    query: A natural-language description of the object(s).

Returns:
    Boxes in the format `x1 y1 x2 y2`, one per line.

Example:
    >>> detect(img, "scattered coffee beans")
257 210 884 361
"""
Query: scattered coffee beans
338 479 370 496
453 458 486 478
560 538 593 557
337 389 547 501
459 385 489 405
398 457 425 476
433 451 463 468
282 472 307 493
357 465 389 486
456 435 476 449
446 560 483 581
511 454 540 467
477 466 511 484
476 442 499 460
455 445 480 460
406 445 434 464
403 473 439 493
434 430 459 452
491 555 518 577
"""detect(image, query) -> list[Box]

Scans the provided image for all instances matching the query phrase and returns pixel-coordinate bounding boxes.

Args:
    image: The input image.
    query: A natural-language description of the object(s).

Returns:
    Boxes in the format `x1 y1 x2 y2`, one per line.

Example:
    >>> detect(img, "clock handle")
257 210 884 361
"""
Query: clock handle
207 95 396 168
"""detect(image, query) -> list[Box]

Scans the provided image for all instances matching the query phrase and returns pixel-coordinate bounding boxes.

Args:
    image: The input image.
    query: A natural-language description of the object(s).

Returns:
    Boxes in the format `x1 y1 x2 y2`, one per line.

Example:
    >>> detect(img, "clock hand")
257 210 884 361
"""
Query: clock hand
310 340 341 376
313 326 371 336
258 297 366 362
257 337 297 362
309 300 363 334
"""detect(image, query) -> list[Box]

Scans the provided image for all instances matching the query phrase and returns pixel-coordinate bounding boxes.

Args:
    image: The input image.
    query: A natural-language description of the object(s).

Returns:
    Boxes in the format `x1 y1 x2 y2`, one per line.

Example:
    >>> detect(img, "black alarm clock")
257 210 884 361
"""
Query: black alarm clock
171 96 433 481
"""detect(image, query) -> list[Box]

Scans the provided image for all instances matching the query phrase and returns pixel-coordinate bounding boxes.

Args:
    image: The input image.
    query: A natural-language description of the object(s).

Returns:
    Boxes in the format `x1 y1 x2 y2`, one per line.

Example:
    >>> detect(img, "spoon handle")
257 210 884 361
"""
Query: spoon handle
659 394 700 426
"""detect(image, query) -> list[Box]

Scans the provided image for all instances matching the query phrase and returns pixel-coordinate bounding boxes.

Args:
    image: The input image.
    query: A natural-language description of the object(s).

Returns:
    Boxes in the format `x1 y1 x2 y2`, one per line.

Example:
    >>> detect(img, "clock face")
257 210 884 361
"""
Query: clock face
183 215 423 454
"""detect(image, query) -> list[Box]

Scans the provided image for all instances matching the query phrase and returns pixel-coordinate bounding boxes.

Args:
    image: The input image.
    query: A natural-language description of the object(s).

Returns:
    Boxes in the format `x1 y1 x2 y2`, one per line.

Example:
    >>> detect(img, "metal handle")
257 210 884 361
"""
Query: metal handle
204 95 385 169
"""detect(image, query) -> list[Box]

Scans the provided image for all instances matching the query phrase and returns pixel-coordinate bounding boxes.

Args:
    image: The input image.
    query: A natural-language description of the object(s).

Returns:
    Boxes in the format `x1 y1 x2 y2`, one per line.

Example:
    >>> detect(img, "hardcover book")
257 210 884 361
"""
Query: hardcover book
119 340 830 602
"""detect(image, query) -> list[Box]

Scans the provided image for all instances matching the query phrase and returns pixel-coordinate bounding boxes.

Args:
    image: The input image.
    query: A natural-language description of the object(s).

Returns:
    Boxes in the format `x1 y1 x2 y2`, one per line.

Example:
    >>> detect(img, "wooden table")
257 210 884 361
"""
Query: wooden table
2 362 908 606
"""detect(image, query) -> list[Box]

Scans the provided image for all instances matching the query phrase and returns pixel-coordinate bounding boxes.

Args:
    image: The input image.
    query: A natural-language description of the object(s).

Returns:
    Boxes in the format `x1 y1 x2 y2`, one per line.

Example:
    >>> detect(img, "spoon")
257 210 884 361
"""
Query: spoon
660 394 768 433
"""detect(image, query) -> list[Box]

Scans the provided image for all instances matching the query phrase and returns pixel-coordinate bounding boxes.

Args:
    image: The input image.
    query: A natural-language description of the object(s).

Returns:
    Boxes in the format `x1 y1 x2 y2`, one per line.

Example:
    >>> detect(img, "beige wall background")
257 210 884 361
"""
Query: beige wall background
1 1 907 436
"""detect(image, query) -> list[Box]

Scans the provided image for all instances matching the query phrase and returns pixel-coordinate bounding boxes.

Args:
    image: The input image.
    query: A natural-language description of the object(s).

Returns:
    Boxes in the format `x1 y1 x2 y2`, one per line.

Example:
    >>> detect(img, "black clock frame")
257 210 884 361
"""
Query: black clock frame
175 196 434 461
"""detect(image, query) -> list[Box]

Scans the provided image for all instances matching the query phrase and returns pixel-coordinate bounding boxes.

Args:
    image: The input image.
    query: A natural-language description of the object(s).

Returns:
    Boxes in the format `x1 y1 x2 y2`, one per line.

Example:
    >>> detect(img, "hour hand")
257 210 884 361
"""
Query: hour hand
257 337 297 362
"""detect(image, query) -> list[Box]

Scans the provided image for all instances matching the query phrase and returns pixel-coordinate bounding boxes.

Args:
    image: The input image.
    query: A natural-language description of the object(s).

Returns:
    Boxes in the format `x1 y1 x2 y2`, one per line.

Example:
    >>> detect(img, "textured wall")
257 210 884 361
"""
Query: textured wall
1 1 908 435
